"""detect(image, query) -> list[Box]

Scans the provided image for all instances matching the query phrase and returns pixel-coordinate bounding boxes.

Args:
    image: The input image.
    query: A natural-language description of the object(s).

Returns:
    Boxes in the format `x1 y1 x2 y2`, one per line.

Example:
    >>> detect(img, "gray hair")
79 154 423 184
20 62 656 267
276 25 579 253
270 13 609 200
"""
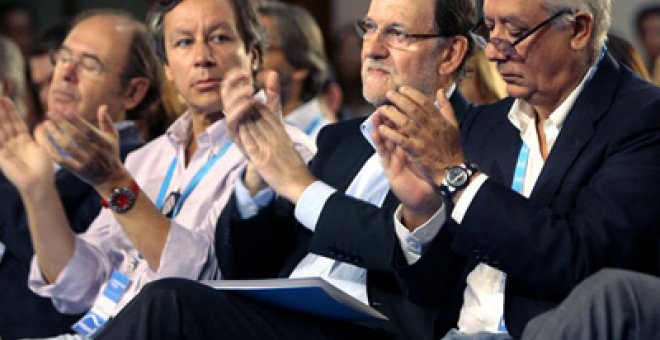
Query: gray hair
0 35 26 117
540 0 611 57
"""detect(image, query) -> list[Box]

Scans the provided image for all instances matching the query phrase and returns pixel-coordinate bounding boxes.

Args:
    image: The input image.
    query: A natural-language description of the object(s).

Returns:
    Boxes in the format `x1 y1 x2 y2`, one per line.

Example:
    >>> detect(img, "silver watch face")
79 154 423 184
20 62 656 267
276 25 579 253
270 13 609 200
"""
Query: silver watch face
446 166 469 188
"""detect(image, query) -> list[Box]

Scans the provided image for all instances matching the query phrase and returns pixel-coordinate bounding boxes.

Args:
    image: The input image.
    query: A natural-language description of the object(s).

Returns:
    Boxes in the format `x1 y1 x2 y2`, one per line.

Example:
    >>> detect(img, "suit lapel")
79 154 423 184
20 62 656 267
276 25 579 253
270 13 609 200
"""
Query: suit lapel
450 90 470 125
492 120 523 187
323 128 377 192
530 54 621 206
467 101 522 186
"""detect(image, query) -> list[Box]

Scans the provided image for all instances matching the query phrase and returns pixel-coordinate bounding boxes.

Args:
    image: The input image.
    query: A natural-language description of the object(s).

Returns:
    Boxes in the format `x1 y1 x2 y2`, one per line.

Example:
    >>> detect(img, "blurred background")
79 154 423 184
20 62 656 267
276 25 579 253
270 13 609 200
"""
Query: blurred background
3 0 658 66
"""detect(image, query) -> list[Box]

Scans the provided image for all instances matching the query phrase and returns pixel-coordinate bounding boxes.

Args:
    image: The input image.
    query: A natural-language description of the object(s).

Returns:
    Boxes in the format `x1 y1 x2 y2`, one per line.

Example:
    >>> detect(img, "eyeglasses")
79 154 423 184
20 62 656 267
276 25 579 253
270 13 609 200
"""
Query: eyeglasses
470 9 575 56
355 18 445 51
49 47 105 76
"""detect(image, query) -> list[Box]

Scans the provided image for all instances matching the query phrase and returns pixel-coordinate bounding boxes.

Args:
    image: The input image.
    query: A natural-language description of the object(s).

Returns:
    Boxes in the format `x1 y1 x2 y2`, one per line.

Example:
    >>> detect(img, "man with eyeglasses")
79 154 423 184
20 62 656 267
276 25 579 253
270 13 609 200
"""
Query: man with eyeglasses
0 0 317 338
371 0 660 338
90 0 475 339
0 10 155 338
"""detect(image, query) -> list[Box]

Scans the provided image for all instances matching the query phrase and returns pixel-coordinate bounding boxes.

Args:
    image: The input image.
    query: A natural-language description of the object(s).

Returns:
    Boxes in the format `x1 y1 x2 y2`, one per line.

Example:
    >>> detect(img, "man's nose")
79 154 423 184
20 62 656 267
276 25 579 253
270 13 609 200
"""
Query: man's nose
193 41 216 68
361 32 389 61
60 61 80 84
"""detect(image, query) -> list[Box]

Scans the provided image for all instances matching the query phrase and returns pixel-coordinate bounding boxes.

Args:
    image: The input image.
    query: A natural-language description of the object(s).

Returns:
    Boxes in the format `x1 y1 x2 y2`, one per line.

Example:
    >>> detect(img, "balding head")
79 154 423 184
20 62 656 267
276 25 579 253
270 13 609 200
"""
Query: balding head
48 10 161 124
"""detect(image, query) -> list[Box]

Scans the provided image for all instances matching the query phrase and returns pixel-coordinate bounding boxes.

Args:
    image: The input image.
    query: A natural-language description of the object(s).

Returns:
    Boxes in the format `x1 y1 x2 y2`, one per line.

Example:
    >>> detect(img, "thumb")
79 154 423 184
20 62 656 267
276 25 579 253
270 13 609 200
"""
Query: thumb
97 105 118 137
264 70 282 116
436 88 458 128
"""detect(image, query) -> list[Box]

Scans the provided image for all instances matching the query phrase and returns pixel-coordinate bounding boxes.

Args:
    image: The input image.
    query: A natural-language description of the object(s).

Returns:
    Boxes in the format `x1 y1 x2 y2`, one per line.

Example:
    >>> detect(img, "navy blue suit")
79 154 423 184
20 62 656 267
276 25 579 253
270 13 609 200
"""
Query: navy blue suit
395 54 660 339
0 125 144 339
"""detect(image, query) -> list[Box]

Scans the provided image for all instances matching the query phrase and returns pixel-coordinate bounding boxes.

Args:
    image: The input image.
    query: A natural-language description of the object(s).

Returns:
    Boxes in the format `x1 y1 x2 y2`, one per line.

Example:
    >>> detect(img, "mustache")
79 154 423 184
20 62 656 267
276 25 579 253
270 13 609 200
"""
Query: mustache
50 83 81 100
362 60 394 74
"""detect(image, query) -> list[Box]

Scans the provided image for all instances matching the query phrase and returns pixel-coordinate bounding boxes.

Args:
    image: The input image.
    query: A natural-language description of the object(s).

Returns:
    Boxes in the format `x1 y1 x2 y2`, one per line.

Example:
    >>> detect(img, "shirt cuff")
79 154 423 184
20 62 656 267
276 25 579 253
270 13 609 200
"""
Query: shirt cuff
294 181 337 232
29 237 109 314
234 175 276 219
451 173 488 223
393 203 447 265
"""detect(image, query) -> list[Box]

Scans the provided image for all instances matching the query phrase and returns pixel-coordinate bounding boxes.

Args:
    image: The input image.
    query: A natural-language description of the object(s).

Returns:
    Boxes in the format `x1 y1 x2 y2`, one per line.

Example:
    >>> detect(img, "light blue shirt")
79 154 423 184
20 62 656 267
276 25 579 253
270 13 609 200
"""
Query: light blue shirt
234 115 389 304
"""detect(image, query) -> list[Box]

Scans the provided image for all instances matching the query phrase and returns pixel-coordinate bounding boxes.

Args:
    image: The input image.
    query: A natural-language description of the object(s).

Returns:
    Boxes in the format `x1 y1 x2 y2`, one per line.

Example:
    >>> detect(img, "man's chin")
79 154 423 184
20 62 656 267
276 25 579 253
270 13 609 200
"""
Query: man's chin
46 102 77 118
363 90 391 108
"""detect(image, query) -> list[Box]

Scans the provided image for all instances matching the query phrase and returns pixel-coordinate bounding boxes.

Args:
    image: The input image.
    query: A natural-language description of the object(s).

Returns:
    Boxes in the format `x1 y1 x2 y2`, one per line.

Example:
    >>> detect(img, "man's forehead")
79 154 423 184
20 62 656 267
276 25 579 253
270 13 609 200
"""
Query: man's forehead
64 16 132 66
163 0 238 32
366 0 435 28
483 0 544 21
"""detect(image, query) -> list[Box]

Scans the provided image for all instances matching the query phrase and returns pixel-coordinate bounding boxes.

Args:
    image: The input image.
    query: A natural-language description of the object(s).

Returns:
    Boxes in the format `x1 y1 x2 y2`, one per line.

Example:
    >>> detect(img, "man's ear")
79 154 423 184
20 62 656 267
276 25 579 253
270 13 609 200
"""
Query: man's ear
122 77 151 111
438 36 469 77
250 45 261 73
570 12 594 51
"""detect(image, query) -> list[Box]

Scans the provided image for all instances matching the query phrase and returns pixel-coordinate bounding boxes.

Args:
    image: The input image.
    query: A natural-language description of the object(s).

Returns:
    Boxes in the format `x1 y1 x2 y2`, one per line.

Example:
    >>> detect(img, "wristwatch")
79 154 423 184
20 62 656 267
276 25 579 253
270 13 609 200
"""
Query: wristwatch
101 180 140 213
438 163 477 199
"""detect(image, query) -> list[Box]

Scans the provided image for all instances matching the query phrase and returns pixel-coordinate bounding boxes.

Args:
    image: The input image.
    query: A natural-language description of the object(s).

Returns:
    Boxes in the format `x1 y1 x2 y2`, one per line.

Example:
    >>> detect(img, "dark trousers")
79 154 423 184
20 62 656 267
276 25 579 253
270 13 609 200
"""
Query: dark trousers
522 269 660 340
96 278 393 340
0 251 82 339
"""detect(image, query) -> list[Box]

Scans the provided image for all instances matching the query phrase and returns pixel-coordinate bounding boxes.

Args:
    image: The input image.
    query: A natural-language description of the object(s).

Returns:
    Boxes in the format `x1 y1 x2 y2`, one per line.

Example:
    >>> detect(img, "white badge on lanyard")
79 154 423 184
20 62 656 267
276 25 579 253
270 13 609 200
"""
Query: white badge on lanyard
71 256 138 337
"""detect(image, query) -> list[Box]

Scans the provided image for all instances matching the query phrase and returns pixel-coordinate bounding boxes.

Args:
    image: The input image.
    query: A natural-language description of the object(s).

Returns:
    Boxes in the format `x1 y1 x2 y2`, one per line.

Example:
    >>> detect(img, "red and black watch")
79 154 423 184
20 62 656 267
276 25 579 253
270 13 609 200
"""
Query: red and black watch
101 180 140 213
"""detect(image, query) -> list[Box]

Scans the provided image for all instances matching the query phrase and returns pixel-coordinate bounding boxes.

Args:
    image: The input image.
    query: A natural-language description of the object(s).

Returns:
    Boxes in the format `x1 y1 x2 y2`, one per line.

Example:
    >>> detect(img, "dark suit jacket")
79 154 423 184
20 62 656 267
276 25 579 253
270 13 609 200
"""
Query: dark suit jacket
394 54 660 339
216 92 470 340
0 124 144 340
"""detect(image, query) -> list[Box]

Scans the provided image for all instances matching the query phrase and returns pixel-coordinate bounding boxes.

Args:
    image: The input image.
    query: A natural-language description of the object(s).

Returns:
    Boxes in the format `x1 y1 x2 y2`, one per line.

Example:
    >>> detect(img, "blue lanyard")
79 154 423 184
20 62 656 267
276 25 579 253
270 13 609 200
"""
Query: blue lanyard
304 116 323 135
511 142 529 194
155 141 233 218
497 141 530 333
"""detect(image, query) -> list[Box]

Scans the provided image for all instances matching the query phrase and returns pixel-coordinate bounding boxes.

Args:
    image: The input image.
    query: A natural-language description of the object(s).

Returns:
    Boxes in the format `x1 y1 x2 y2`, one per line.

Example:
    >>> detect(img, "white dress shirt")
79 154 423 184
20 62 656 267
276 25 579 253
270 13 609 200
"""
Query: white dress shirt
395 61 601 334
237 86 457 305
28 112 316 317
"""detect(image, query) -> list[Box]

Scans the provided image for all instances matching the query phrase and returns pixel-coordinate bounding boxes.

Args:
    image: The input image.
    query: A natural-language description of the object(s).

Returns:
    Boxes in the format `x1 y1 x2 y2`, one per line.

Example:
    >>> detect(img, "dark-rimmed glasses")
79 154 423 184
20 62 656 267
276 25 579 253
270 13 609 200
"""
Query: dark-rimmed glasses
470 9 575 56
355 18 445 51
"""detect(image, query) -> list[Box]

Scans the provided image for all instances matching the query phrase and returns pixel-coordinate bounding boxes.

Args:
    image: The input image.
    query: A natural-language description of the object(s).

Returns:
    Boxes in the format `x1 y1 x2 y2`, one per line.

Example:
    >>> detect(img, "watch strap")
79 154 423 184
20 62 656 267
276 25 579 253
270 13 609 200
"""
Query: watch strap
101 179 140 212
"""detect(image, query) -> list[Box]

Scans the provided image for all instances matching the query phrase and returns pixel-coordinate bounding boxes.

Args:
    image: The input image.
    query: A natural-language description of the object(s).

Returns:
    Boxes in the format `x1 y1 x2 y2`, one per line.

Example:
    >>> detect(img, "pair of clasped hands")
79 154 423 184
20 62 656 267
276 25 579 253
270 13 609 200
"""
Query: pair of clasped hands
220 68 466 231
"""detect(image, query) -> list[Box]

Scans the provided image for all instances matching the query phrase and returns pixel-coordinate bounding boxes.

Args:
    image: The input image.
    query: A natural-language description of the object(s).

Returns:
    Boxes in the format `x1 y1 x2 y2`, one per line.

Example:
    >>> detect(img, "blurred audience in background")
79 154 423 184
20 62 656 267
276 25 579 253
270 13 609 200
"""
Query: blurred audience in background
0 35 26 118
607 32 651 81
636 5 660 84
459 48 506 105
0 2 37 55
258 1 332 138
26 23 69 130
331 23 372 118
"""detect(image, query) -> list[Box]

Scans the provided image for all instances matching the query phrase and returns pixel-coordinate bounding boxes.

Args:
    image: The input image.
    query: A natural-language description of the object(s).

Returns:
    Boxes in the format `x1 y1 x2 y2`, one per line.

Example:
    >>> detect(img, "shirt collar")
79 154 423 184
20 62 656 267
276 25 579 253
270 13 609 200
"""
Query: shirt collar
165 111 229 149
361 83 457 149
284 98 324 133
114 120 135 132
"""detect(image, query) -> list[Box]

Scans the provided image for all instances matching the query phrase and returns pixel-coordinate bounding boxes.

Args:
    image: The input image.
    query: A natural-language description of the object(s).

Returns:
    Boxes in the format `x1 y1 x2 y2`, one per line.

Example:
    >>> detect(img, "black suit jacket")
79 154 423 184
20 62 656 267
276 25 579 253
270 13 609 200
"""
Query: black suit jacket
216 92 470 340
0 124 144 340
395 54 660 339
